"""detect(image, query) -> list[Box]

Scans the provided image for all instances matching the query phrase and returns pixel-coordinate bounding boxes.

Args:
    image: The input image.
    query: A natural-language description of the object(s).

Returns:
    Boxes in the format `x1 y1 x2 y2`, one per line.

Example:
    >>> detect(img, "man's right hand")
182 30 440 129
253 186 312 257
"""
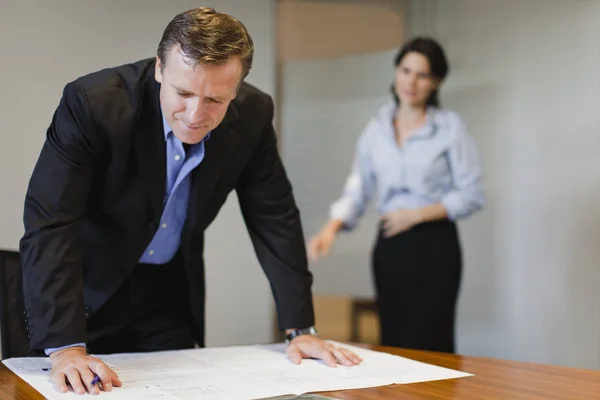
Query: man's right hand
49 346 122 395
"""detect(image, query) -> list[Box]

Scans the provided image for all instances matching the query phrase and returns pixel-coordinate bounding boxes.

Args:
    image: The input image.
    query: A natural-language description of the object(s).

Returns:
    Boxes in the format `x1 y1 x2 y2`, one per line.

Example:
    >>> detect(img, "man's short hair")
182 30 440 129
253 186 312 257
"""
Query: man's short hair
157 7 254 79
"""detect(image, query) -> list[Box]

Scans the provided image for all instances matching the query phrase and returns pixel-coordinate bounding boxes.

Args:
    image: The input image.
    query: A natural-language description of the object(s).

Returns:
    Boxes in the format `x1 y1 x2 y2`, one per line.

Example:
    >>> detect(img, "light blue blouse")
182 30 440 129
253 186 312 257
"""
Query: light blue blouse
330 101 485 230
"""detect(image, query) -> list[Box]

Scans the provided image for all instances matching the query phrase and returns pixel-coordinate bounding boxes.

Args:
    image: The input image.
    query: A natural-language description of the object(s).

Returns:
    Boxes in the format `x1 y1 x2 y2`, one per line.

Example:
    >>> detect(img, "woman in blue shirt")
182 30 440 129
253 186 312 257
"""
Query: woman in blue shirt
308 37 485 353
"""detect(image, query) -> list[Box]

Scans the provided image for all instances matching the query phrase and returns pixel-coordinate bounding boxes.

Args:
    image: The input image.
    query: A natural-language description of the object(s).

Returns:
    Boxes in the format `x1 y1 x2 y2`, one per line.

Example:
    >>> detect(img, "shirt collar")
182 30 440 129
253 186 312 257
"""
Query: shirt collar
381 100 437 140
414 107 437 139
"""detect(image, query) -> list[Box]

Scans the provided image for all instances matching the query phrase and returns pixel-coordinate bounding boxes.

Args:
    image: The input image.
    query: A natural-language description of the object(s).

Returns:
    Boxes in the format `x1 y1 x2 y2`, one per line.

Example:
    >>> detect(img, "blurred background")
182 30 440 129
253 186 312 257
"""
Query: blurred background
1 0 599 371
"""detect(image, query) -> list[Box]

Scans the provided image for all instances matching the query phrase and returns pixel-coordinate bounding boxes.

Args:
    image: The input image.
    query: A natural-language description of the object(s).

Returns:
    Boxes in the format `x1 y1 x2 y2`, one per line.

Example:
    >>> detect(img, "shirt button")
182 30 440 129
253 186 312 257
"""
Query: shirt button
174 154 181 161
149 250 154 255
162 223 167 229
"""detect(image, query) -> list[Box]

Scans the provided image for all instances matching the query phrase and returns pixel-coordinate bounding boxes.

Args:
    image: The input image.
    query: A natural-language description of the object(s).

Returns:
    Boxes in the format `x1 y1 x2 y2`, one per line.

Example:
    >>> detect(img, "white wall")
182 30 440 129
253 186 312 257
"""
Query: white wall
280 0 600 370
281 51 396 298
279 0 408 298
410 0 600 370
0 0 276 347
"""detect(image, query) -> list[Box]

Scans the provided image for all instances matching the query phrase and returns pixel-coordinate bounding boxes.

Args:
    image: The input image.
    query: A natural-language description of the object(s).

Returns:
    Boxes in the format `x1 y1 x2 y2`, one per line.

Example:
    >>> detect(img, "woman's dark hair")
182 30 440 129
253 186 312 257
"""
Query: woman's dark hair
391 37 449 107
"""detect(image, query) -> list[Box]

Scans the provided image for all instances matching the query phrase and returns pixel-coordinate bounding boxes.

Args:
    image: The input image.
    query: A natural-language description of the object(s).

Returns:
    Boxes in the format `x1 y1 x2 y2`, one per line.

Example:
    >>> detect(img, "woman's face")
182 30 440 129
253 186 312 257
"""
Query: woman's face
394 51 439 108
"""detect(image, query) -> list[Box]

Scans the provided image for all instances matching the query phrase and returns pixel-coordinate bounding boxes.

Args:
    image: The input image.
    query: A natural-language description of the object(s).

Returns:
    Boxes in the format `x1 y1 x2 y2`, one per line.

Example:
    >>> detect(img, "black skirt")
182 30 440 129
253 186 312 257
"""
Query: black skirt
371 220 462 353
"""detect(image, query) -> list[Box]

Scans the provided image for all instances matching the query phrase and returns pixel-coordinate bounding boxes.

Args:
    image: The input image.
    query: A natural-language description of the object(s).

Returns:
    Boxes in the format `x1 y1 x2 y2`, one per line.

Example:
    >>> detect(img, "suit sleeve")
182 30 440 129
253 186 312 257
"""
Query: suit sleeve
19 83 104 350
236 95 315 331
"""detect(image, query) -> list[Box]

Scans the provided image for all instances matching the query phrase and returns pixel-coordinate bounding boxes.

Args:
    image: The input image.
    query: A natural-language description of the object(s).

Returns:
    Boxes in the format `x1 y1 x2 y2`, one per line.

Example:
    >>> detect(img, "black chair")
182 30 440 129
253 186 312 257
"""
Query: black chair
0 250 39 359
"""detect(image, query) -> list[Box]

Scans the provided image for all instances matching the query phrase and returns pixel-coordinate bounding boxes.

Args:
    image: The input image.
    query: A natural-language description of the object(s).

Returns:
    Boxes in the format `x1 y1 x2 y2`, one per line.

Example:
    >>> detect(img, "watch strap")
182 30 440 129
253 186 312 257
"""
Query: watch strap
285 326 318 343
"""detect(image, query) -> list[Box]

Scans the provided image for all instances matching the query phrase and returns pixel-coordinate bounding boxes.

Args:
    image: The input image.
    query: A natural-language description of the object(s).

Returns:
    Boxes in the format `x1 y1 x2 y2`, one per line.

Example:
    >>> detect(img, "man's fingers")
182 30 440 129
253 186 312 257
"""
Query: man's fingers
111 372 123 387
286 344 303 365
99 374 113 392
330 347 353 366
336 348 362 365
89 360 111 391
320 343 337 368
48 352 116 395
50 372 69 393
79 367 100 395
321 348 337 368
73 366 98 395
346 349 363 364
64 368 86 395
90 359 119 391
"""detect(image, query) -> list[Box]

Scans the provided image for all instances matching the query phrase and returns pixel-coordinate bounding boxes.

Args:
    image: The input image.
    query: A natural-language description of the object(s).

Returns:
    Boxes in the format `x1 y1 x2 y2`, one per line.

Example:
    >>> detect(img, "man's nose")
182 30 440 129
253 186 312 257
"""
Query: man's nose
187 100 204 124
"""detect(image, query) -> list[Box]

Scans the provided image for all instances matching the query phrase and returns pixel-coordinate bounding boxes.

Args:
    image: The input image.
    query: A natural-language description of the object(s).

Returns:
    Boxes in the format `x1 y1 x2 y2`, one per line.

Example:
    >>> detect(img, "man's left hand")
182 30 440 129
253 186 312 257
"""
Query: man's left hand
286 335 362 367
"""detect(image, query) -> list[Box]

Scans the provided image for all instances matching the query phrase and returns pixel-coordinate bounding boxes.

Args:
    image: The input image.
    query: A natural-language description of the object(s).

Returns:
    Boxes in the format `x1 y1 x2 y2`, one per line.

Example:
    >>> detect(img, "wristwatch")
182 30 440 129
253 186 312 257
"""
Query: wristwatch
285 326 318 344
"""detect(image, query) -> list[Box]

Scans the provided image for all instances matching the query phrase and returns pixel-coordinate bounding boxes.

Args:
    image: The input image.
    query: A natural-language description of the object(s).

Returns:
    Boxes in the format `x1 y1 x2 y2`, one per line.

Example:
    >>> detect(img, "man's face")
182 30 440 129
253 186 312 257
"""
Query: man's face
155 47 243 144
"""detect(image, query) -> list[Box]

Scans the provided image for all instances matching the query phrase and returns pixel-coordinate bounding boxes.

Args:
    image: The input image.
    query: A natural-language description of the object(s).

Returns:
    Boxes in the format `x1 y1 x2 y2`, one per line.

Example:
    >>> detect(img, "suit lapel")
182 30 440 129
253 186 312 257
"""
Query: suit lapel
134 74 166 221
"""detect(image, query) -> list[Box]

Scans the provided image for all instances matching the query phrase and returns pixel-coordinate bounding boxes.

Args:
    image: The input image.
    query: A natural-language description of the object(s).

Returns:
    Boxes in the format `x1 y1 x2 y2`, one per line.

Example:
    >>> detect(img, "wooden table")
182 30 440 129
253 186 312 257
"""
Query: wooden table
1 345 599 399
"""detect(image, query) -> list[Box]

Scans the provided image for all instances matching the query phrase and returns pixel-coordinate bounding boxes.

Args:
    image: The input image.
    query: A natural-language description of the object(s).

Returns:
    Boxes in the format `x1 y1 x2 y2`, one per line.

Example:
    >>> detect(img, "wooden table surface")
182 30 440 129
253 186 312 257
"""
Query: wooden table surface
1 345 599 399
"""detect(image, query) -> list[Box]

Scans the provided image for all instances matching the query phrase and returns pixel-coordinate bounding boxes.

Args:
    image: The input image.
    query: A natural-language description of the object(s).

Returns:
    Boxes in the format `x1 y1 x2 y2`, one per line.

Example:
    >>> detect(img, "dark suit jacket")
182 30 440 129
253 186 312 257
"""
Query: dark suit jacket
19 58 314 351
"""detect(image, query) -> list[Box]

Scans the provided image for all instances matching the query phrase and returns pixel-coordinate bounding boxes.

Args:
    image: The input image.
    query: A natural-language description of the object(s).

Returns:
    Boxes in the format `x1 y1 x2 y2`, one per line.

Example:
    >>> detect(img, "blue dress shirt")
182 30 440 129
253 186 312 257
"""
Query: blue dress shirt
138 116 209 263
45 114 210 355
330 101 485 230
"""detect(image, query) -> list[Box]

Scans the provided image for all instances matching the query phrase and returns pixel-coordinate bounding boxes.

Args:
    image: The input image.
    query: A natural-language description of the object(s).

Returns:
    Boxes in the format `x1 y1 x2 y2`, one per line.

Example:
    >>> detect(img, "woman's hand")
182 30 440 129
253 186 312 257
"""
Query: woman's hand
381 209 423 237
307 220 343 261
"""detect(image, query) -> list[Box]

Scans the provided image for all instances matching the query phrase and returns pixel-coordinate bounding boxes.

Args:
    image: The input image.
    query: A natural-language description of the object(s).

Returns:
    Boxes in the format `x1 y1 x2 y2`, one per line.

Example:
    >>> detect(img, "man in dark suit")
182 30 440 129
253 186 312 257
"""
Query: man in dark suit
19 7 361 395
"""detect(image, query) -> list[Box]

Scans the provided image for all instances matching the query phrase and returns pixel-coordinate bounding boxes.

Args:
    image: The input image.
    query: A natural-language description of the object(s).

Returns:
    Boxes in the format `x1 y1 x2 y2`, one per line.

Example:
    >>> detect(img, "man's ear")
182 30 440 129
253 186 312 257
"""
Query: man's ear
231 82 241 100
155 56 163 83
